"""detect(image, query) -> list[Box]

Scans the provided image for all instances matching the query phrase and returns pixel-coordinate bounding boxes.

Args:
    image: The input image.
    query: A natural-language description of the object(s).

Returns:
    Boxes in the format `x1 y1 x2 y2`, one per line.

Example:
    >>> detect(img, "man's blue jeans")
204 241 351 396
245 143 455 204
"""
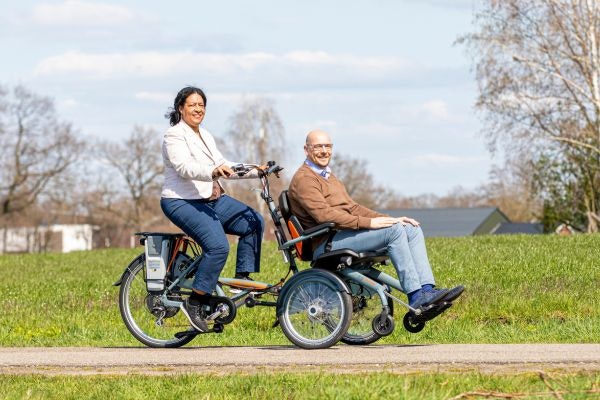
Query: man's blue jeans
160 195 264 293
313 223 435 294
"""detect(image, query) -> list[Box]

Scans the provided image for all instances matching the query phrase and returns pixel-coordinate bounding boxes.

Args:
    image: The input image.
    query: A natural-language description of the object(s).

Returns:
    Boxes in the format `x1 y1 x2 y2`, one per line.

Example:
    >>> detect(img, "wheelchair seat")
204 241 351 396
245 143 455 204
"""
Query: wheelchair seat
312 247 389 270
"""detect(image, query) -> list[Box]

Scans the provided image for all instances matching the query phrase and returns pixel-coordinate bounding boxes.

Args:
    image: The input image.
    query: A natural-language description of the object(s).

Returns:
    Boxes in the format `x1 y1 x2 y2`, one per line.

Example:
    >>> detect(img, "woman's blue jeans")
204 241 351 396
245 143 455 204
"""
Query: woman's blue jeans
314 223 435 294
160 195 264 293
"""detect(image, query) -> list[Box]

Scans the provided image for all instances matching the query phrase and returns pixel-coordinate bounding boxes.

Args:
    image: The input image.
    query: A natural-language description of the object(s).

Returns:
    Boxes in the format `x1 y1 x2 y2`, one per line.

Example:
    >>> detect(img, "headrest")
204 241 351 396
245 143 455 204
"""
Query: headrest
278 190 291 220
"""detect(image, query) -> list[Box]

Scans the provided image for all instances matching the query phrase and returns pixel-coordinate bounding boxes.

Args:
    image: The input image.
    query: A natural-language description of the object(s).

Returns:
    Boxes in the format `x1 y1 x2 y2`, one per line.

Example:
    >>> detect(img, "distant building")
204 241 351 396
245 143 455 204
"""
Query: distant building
0 224 97 254
380 207 543 237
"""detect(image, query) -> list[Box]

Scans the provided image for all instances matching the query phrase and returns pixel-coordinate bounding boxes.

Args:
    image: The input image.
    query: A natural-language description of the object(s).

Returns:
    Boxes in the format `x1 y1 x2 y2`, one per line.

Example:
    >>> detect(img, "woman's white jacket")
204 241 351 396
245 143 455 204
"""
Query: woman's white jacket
161 121 253 199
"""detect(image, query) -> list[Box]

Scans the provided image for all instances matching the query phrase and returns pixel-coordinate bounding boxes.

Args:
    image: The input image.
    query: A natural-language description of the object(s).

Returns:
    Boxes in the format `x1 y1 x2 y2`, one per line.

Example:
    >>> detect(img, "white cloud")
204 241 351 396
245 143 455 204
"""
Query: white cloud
135 91 172 103
33 50 415 87
420 100 451 120
30 0 135 26
59 98 79 108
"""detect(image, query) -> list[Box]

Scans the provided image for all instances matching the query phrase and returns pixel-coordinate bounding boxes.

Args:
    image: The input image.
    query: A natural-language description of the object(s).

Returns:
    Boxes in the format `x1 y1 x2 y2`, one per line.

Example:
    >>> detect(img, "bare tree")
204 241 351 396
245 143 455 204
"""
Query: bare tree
225 97 286 164
329 153 401 209
223 98 288 223
98 125 163 231
0 85 83 251
458 0 600 231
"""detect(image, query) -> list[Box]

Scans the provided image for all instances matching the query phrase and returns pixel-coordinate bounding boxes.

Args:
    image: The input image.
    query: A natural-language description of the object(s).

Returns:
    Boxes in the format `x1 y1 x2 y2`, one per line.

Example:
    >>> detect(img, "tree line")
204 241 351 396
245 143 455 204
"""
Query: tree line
0 83 541 252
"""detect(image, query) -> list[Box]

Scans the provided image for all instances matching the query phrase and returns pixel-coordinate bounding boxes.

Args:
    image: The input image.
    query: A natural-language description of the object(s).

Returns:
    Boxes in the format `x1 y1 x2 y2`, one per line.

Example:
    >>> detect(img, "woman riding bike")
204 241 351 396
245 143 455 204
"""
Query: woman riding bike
161 86 268 332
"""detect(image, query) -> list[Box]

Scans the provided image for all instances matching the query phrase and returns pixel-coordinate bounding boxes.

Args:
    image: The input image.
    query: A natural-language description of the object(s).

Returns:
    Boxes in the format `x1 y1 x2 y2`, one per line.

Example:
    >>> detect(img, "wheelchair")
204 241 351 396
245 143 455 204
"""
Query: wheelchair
275 190 458 349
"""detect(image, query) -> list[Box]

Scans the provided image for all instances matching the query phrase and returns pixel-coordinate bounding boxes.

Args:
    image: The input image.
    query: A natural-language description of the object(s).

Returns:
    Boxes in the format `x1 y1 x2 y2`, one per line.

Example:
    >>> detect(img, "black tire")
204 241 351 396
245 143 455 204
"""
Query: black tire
340 281 394 345
278 270 352 349
402 312 426 333
118 254 196 348
372 313 395 336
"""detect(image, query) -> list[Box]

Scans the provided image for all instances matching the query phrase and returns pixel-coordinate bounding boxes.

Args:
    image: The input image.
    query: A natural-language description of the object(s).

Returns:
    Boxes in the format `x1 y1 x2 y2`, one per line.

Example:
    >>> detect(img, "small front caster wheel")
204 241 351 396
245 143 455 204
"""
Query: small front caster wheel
372 314 395 336
403 312 425 333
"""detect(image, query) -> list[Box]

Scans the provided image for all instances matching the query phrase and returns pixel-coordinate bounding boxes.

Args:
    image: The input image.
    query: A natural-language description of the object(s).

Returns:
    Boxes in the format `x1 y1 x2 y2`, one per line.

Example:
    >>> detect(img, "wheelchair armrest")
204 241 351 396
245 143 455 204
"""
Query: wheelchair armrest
303 222 335 236
279 223 335 251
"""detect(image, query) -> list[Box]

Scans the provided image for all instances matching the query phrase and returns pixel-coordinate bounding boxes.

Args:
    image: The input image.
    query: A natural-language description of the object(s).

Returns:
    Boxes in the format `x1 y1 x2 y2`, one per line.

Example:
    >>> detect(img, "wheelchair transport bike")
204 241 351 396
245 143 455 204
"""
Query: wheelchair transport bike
115 162 462 349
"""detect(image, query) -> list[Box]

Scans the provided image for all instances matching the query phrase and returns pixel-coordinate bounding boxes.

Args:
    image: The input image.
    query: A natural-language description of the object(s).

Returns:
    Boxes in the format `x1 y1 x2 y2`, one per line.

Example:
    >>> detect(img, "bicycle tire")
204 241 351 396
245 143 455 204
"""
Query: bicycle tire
118 254 196 348
278 269 352 349
340 281 394 345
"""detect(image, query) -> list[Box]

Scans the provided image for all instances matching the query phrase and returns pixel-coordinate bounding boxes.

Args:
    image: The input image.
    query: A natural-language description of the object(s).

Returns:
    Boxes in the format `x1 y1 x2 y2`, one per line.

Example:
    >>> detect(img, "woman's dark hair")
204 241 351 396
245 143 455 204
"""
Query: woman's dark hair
165 86 207 126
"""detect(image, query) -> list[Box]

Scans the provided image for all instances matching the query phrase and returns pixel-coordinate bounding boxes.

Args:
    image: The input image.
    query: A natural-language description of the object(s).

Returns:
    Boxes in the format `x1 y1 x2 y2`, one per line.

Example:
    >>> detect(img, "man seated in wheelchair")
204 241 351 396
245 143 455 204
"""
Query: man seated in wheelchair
287 129 464 310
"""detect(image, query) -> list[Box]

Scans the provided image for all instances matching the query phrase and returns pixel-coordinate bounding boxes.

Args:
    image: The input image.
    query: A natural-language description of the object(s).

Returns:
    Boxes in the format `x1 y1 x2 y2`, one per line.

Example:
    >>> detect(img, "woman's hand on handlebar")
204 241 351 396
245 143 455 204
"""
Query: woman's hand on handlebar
212 164 235 179
258 163 282 178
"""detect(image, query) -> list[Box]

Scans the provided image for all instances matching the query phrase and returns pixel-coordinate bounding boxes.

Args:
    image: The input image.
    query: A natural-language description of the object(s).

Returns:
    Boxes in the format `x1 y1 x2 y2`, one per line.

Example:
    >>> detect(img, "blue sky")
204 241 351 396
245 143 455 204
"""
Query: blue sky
0 0 492 196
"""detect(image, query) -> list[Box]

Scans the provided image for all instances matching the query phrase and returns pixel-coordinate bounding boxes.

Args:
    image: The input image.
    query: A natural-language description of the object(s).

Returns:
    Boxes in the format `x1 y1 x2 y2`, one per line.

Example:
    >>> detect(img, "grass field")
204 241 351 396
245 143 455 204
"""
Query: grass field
1 370 598 399
0 234 599 399
0 234 598 347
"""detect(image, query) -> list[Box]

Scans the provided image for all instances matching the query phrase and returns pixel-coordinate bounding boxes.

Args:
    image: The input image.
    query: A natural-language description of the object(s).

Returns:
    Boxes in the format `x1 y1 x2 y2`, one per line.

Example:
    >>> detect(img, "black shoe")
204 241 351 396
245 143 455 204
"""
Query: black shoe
440 285 464 303
409 288 449 309
180 298 208 332
234 272 253 280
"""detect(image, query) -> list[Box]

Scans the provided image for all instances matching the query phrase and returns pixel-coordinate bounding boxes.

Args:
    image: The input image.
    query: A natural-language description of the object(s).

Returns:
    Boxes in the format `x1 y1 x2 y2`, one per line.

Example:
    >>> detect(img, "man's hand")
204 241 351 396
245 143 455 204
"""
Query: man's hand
369 217 399 229
369 216 420 229
212 164 234 179
395 216 420 226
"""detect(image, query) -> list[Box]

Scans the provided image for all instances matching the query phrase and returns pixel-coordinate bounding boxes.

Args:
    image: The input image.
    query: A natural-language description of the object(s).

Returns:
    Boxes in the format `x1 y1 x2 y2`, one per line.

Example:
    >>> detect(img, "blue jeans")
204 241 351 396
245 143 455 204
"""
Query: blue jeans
313 223 435 294
160 195 264 293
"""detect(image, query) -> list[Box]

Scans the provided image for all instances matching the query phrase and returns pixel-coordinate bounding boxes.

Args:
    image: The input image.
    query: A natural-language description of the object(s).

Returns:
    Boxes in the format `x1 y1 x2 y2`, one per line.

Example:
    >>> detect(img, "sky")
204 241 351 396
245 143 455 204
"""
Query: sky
0 0 494 197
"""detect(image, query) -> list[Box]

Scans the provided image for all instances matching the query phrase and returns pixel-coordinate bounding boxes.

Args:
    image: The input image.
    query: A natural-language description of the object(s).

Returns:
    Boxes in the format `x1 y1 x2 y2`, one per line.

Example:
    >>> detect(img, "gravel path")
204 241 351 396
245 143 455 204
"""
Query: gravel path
1 344 599 375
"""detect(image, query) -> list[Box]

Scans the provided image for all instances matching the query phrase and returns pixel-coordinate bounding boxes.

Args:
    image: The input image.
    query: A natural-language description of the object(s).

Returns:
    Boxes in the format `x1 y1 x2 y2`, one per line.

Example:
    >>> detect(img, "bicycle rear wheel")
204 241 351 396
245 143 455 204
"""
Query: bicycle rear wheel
278 270 352 349
341 281 394 345
118 254 196 348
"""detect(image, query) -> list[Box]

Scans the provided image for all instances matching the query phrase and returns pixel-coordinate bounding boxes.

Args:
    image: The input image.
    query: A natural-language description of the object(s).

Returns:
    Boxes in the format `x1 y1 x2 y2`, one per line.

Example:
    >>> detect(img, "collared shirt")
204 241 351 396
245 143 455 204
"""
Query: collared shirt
304 159 331 179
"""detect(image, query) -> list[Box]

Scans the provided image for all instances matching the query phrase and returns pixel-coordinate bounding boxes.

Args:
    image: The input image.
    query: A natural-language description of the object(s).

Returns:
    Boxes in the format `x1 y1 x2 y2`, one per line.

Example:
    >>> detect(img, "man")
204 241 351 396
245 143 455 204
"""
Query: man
288 129 463 309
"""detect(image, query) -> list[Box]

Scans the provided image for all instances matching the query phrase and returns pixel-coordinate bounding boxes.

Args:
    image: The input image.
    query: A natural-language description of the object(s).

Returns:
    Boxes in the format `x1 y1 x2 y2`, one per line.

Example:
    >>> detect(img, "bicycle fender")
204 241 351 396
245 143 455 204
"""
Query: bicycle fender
275 268 350 317
113 253 145 286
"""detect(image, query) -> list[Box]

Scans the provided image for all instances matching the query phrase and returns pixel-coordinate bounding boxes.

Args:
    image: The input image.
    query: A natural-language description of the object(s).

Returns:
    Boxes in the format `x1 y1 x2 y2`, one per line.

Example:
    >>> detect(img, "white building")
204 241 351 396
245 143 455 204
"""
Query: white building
0 224 96 254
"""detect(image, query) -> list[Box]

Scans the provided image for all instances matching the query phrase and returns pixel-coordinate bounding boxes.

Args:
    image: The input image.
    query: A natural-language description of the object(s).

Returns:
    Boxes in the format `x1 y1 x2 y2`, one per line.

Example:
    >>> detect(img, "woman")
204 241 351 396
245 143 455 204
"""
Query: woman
160 86 265 332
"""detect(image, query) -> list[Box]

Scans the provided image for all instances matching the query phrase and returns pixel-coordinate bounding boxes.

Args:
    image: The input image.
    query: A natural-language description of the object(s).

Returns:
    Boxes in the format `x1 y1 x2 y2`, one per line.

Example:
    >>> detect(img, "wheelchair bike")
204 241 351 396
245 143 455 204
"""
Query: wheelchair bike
115 162 459 349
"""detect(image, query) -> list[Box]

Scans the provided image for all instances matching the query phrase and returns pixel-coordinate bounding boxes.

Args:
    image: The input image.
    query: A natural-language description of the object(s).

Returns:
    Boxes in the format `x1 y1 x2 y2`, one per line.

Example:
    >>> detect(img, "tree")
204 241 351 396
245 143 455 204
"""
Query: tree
223 98 288 223
329 153 398 209
98 125 163 231
459 0 600 231
0 85 83 251
225 97 286 164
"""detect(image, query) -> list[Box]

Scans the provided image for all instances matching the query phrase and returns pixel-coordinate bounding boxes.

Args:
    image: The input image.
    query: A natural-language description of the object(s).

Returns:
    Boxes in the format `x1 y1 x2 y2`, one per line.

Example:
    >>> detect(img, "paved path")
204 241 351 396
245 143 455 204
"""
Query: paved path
1 344 599 375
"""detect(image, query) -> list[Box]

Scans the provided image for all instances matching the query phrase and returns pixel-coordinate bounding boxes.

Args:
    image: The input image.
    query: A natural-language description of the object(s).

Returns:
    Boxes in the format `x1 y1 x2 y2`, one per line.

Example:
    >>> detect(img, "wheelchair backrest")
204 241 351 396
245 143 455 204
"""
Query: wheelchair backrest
278 190 313 261
278 190 292 221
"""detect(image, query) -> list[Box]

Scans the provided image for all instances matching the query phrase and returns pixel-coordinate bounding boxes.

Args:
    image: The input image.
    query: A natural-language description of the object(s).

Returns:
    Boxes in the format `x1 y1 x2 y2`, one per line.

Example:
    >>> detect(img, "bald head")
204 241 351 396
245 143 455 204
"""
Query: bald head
306 129 332 146
304 129 333 168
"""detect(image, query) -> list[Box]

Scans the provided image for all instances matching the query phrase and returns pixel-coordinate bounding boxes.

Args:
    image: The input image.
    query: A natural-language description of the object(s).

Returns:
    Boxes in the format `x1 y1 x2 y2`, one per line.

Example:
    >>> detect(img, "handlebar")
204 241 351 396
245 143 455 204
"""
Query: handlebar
231 161 283 177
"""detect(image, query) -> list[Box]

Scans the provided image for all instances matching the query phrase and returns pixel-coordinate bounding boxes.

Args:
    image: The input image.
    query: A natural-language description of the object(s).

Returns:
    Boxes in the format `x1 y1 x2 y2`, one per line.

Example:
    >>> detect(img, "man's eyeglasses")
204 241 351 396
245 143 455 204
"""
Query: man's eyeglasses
307 143 333 152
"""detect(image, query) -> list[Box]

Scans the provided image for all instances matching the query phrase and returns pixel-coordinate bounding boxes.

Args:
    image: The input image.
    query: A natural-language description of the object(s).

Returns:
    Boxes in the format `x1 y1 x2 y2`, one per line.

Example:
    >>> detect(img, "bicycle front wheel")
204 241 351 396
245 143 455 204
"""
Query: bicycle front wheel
278 270 352 349
118 254 196 348
341 281 393 345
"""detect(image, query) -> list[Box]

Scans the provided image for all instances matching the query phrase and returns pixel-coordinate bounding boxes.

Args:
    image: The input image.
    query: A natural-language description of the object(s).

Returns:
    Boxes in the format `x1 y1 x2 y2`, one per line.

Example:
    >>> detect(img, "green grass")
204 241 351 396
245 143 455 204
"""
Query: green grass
0 234 599 346
0 371 598 399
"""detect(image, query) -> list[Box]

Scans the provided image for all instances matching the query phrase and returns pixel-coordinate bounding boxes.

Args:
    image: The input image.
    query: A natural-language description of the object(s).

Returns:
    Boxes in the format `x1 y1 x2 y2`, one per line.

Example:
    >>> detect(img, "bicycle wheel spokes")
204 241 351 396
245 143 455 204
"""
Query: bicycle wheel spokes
119 255 195 348
341 282 393 345
280 274 352 349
